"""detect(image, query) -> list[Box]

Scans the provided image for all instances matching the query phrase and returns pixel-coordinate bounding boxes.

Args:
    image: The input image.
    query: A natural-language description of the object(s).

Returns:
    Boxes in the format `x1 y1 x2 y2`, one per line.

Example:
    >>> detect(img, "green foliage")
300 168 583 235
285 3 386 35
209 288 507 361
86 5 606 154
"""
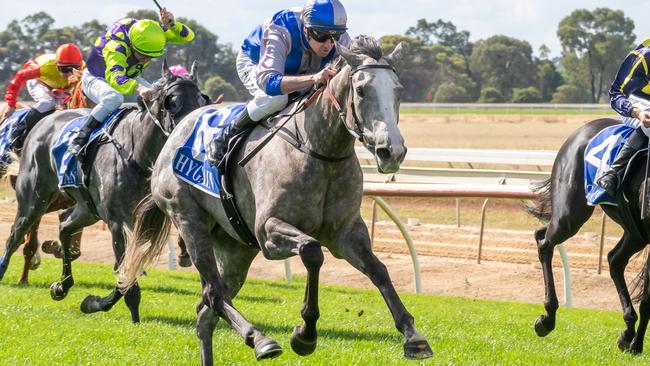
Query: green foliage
202 75 240 101
1 259 649 365
433 82 470 103
470 35 536 99
557 8 636 103
511 87 542 103
536 59 564 102
551 84 589 103
478 87 504 103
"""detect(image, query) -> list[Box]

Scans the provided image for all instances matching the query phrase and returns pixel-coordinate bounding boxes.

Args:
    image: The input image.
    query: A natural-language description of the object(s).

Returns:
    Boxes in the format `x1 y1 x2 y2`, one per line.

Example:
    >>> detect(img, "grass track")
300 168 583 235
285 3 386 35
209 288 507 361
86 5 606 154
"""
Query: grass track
0 259 648 365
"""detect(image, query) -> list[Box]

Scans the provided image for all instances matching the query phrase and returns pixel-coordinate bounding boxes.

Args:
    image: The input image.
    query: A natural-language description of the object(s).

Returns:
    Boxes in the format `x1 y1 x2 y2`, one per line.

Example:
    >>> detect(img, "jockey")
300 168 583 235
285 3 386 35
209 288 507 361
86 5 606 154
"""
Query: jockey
597 39 650 195
205 0 351 167
4 43 84 151
67 7 194 156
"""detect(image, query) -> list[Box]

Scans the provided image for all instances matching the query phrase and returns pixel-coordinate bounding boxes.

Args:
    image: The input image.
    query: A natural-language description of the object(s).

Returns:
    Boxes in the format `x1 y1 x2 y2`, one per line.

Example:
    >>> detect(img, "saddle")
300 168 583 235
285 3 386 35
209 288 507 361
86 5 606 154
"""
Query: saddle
54 107 137 218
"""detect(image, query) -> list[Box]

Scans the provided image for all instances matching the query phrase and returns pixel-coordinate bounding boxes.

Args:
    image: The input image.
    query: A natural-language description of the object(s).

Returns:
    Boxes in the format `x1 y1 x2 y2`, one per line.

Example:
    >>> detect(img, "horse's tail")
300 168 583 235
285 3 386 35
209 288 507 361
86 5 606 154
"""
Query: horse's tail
525 177 553 222
118 193 172 293
631 247 650 303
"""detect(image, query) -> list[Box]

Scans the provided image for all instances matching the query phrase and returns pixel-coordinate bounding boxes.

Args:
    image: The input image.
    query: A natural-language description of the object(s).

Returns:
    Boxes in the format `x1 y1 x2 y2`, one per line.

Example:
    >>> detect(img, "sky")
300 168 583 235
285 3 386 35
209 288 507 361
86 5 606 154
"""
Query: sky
1 0 649 57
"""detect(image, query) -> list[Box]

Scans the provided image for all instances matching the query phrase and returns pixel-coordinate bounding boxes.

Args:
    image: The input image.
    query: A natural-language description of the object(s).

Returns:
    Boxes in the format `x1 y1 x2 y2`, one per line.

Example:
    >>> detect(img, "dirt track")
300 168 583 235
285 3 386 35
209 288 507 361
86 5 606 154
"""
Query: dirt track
0 200 637 313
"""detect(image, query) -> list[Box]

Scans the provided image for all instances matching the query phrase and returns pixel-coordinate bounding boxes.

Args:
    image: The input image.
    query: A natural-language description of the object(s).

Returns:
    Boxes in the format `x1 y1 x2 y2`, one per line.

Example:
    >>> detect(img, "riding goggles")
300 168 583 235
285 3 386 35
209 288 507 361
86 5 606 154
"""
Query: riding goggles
57 65 80 74
308 28 344 43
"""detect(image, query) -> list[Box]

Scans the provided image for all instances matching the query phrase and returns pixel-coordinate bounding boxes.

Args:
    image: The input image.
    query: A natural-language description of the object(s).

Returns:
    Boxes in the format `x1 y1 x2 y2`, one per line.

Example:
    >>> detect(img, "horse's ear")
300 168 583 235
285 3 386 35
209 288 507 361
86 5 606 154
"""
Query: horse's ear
337 44 363 68
161 58 173 80
189 60 198 82
385 42 406 68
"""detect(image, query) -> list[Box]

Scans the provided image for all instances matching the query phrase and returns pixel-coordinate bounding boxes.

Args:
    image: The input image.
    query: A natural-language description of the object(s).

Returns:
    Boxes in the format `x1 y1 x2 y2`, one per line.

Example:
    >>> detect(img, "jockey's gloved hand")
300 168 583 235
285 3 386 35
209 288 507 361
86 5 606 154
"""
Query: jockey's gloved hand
159 7 175 29
312 67 337 86
136 84 159 102
632 108 650 128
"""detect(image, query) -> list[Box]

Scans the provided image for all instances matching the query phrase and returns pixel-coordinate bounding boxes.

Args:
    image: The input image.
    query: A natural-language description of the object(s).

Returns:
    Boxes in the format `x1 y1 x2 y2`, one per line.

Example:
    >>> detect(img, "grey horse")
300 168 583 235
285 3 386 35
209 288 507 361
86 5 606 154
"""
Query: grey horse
0 61 207 322
116 36 433 363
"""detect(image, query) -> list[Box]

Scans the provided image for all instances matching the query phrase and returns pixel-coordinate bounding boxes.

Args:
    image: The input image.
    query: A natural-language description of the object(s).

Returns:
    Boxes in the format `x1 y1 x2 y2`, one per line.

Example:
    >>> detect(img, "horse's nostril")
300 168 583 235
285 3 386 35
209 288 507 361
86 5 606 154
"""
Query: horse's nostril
376 147 391 160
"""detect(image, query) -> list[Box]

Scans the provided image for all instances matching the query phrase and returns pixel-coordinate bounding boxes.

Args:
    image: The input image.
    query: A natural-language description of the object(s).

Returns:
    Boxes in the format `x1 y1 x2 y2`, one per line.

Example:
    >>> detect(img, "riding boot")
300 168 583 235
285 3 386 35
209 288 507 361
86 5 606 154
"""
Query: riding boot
597 127 649 195
67 115 102 157
205 110 256 170
10 108 53 154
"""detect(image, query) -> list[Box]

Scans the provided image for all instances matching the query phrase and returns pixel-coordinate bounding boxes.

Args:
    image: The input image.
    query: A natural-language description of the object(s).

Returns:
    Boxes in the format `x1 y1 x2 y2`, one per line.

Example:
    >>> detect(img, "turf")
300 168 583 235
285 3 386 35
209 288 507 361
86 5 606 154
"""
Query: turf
0 259 648 365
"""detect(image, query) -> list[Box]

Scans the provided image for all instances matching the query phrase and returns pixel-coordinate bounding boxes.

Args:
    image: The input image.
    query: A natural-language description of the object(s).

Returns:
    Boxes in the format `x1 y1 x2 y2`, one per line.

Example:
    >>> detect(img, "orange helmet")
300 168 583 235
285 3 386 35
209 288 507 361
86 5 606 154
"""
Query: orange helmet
55 43 83 67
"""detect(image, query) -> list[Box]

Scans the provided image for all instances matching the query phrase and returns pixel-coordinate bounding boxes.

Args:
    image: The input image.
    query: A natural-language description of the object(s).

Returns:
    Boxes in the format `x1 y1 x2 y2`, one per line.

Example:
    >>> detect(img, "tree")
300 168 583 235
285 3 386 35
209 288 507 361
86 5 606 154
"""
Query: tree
511 87 542 103
478 87 504 103
406 18 473 76
470 35 536 99
557 8 636 103
203 75 239 101
536 60 564 102
433 82 470 103
380 35 436 102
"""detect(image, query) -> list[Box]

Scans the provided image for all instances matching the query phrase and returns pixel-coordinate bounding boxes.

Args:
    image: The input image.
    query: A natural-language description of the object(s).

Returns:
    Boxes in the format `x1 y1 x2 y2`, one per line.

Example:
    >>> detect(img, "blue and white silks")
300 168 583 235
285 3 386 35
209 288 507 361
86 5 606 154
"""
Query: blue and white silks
172 104 247 197
0 109 30 171
584 124 636 206
52 109 126 188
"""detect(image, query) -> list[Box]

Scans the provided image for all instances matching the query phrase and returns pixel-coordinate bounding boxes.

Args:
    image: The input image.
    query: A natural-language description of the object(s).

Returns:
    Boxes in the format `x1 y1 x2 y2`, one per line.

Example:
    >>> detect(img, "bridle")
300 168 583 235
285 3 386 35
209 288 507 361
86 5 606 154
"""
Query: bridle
325 63 396 151
142 78 205 137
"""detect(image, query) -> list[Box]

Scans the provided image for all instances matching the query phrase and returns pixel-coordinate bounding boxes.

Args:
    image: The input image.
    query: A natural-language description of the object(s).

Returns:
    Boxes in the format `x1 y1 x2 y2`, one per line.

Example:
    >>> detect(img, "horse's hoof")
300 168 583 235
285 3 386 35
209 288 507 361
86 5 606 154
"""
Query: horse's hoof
28 254 41 270
618 331 632 352
404 336 433 359
255 338 283 360
290 326 317 356
50 282 68 301
41 240 60 255
534 315 553 337
80 295 102 313
630 339 643 355
178 254 192 268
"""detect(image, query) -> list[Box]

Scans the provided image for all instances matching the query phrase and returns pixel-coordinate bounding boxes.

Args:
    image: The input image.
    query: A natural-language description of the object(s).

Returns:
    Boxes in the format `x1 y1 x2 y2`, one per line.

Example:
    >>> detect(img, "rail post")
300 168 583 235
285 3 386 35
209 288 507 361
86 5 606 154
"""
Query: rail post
370 196 422 294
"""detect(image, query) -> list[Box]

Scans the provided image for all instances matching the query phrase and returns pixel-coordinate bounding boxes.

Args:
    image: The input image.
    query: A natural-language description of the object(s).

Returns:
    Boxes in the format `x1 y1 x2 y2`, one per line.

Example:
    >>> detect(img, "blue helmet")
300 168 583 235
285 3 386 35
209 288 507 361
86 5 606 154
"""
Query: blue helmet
302 0 347 32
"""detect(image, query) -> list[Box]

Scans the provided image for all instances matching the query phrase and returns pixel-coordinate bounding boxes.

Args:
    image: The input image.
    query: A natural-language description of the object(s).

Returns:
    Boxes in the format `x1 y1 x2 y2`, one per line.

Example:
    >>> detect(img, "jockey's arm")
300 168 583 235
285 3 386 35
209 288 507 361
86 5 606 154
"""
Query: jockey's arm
256 29 337 96
4 60 40 108
102 40 140 94
162 21 195 44
610 49 650 118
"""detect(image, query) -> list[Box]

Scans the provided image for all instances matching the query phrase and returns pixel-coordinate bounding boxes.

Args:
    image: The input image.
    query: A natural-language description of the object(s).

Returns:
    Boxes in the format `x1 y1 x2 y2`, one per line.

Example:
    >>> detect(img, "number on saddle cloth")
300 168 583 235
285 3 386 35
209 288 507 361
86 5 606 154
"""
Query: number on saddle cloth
584 124 635 205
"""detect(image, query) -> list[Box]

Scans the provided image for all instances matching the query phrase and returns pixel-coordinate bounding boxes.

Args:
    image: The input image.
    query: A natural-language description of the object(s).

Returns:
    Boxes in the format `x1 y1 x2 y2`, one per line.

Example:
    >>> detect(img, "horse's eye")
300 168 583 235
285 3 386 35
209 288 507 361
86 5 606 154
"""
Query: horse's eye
355 86 365 98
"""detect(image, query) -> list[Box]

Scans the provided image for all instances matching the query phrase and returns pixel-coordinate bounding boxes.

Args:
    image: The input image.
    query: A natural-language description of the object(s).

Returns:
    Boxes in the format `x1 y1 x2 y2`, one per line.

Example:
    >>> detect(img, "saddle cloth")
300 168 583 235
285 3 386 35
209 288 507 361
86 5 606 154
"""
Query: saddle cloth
584 124 635 206
0 109 30 172
172 103 247 197
52 108 130 188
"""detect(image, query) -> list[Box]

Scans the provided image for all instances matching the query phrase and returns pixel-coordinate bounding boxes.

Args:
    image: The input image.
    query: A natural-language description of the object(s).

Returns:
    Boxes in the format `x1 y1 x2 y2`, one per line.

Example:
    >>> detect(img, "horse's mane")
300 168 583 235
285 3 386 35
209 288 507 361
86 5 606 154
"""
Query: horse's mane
348 35 383 60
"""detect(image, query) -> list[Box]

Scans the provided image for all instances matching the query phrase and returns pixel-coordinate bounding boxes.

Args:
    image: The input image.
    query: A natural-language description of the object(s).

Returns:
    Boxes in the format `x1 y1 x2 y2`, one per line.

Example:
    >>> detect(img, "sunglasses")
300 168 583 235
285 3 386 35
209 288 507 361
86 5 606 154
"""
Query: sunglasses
57 65 80 74
308 28 343 43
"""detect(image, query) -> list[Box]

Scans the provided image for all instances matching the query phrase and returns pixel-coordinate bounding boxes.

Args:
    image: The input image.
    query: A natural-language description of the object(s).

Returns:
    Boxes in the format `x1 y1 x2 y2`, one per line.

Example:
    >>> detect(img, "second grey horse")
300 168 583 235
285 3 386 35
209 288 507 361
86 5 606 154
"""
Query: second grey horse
116 36 433 363
0 61 207 322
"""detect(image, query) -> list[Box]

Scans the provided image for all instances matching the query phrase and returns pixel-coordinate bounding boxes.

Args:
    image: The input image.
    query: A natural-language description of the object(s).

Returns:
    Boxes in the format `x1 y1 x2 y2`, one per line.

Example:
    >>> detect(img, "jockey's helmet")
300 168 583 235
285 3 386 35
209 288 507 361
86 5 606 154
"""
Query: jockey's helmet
128 19 166 58
302 0 347 33
55 43 83 67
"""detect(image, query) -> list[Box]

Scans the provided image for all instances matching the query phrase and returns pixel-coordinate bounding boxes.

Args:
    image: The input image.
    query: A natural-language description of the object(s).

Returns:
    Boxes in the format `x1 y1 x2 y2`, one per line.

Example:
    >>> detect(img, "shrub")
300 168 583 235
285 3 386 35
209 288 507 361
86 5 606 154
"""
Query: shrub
202 75 240 101
511 87 542 103
433 82 470 103
478 87 504 103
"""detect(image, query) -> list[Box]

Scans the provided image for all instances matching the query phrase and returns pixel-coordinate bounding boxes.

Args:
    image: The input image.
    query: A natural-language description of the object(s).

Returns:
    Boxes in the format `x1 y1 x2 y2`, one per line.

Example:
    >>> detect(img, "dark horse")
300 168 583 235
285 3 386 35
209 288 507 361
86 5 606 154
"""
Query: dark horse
0 61 206 322
528 117 650 353
111 36 432 363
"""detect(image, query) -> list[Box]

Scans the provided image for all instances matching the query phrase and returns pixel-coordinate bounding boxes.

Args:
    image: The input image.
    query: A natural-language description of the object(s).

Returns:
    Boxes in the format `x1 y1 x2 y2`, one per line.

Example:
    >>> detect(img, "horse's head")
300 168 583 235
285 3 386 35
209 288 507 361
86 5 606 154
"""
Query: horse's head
335 36 406 173
141 59 209 136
